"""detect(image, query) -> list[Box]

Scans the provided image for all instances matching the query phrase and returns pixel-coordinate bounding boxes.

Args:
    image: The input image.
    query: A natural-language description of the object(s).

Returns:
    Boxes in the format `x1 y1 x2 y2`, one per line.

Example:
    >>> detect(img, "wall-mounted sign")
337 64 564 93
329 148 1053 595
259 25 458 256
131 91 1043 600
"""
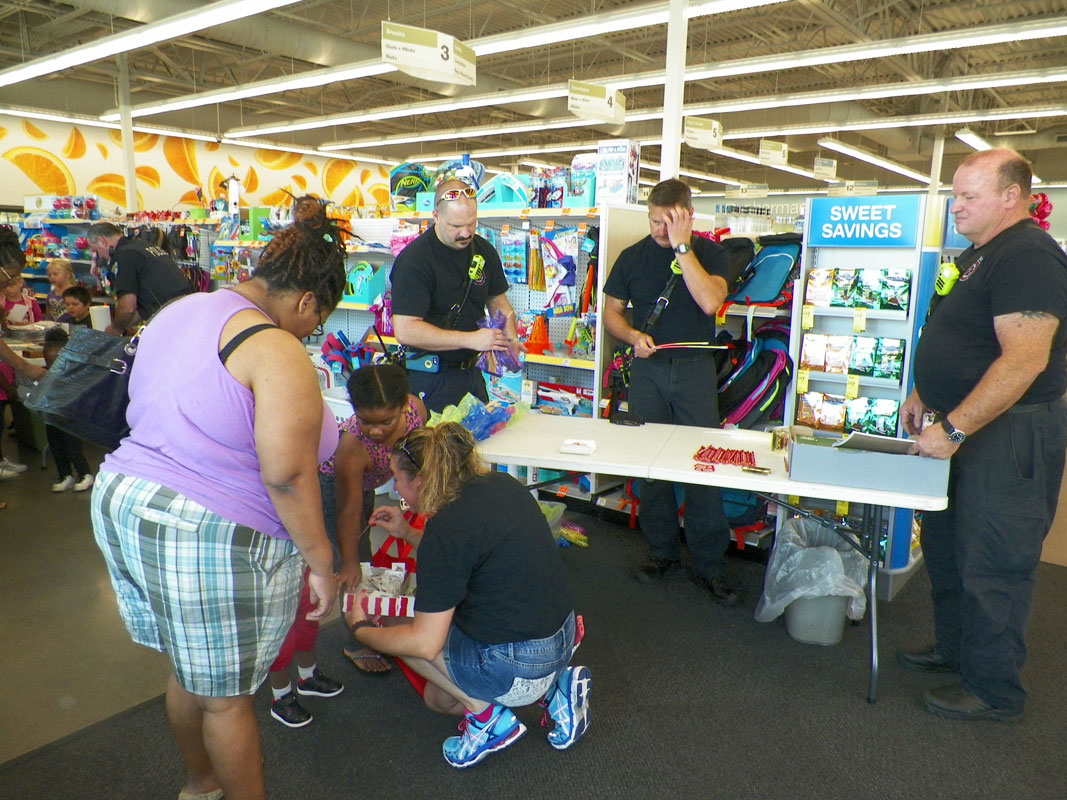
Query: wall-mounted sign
381 22 475 85
568 80 625 124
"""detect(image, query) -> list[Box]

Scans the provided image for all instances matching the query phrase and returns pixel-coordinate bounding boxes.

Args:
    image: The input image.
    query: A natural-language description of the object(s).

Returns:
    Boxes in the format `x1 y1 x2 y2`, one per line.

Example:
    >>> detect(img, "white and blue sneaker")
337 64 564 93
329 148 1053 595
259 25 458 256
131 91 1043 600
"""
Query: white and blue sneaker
542 665 592 750
442 704 527 768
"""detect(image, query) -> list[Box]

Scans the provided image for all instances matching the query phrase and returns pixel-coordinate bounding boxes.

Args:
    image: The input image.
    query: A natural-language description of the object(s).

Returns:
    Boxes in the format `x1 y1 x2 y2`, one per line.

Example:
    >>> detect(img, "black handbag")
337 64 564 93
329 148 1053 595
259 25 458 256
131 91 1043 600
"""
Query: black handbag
23 327 140 450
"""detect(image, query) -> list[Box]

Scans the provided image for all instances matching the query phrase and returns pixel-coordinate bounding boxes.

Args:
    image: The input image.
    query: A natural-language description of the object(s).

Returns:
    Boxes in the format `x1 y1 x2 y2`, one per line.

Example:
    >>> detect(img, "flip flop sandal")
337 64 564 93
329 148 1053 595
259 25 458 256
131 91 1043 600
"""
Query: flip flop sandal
178 789 224 800
345 650 394 677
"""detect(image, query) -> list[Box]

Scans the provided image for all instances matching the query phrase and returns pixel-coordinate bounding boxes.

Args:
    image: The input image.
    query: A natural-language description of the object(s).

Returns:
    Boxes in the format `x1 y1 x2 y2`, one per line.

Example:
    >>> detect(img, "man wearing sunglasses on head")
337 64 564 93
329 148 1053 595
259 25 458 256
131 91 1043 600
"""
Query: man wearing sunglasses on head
390 179 523 412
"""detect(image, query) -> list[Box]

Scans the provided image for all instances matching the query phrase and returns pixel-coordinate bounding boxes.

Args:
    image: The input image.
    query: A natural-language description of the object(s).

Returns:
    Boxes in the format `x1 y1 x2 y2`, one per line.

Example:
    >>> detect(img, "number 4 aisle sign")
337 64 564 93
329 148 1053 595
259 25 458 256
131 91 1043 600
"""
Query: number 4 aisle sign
381 21 476 86
568 80 625 124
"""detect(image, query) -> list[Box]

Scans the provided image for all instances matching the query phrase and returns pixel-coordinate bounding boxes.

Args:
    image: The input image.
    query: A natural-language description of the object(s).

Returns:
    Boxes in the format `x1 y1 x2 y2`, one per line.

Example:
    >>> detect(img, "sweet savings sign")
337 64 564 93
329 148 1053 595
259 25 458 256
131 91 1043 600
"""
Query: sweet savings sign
807 194 921 248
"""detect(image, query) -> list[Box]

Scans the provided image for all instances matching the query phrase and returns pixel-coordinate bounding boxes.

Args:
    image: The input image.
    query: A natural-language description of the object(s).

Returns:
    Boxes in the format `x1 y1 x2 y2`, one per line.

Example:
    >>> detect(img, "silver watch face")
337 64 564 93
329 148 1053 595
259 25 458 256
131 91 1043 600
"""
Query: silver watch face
674 243 690 254
948 430 965 445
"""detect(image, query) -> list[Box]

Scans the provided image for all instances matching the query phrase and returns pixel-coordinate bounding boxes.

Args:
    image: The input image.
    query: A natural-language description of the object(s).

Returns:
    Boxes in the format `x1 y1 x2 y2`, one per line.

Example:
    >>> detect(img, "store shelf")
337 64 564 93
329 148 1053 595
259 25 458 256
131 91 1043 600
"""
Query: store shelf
524 352 596 370
803 371 901 390
396 207 601 221
337 301 374 311
721 303 786 319
36 257 92 265
804 306 907 322
213 239 269 248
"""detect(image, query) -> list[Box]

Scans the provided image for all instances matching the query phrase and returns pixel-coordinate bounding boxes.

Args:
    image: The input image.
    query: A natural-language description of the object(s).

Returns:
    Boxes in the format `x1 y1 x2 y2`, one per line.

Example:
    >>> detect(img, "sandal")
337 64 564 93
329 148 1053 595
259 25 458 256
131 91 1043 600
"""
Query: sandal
178 790 223 800
344 647 394 677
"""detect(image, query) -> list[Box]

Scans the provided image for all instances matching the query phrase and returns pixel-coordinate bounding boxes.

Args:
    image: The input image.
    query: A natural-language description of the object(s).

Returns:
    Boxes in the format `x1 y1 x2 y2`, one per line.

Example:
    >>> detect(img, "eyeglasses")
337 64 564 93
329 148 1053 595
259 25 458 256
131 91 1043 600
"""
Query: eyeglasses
439 186 476 202
395 437 420 470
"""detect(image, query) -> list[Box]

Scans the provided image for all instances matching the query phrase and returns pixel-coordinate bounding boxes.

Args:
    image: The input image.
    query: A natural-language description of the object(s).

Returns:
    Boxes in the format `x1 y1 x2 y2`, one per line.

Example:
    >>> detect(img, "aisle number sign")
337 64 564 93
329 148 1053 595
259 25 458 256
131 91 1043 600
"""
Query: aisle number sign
381 22 476 86
807 194 921 248
684 117 723 150
813 157 838 180
568 80 625 124
725 183 769 199
759 140 788 166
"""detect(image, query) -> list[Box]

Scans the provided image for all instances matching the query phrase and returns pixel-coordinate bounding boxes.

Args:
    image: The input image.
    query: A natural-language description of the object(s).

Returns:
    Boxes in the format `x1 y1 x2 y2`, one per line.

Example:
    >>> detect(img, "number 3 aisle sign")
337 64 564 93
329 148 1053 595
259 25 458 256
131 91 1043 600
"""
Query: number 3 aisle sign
381 22 476 86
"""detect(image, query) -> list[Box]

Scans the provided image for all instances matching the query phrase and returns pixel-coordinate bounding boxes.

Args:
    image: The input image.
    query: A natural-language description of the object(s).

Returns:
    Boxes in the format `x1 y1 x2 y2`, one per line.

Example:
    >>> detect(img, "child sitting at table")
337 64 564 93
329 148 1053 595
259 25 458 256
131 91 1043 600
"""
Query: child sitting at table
41 328 93 492
56 286 93 327
2 274 42 326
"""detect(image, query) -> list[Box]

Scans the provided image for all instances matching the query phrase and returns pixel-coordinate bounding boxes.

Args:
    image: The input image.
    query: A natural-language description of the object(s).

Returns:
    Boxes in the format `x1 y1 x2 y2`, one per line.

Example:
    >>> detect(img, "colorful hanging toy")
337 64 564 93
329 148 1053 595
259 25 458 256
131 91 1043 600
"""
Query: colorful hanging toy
1030 192 1053 231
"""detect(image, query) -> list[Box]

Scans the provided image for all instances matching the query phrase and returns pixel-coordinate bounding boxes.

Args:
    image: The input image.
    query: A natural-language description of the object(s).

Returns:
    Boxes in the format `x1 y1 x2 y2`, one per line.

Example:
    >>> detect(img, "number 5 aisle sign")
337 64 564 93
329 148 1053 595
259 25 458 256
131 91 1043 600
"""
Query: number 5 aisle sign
381 22 476 86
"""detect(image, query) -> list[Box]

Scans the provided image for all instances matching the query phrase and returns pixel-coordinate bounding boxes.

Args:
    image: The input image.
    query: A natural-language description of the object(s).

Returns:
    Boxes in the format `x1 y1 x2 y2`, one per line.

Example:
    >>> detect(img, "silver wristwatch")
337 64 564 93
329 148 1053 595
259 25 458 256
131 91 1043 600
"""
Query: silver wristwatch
940 418 966 445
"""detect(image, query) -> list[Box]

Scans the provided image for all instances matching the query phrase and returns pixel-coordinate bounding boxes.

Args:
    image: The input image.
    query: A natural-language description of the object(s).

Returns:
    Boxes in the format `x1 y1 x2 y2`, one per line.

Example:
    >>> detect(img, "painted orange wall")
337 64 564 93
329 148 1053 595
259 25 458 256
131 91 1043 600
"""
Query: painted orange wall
0 115 391 213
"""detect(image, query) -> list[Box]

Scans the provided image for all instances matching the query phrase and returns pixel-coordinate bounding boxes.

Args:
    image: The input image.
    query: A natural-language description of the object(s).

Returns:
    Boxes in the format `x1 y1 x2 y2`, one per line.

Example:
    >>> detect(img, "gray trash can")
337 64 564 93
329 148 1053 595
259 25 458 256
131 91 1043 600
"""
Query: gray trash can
754 518 868 646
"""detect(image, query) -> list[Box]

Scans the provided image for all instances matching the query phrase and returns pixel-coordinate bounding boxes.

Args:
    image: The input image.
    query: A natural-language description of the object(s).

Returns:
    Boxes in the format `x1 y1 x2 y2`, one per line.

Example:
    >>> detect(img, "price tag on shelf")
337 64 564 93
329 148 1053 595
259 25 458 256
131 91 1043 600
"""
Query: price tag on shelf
802 304 815 330
561 208 572 216
715 305 727 326
419 220 429 233
845 374 860 399
556 485 569 498
836 500 850 517
852 307 867 333
588 207 599 217
544 219 555 231
519 208 530 220
501 224 510 234
577 222 587 235
797 368 809 394
788 495 800 506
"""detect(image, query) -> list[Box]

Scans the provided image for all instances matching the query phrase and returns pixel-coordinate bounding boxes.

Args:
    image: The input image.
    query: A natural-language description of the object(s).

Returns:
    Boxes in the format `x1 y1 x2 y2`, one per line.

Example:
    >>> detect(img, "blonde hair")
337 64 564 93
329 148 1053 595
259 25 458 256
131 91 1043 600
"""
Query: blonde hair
48 259 75 285
393 422 487 517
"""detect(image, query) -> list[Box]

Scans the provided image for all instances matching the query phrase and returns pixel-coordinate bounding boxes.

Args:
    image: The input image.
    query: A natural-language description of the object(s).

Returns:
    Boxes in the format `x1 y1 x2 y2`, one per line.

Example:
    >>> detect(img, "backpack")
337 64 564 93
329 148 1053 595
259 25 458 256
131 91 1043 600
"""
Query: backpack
718 322 793 429
726 232 802 305
718 237 757 292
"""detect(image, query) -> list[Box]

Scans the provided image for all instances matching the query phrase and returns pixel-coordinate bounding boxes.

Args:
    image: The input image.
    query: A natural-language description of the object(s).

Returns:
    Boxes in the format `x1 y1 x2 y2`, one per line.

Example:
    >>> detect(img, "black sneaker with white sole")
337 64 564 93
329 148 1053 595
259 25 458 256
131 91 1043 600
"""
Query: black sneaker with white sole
270 692 313 728
296 669 344 698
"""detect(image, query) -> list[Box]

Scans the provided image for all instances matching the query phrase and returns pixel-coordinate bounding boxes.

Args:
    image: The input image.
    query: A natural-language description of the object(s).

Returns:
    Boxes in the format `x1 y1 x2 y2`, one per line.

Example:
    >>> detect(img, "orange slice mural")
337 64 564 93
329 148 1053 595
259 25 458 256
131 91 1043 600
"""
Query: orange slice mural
254 149 301 170
106 130 161 152
87 173 143 210
243 166 258 194
21 120 47 140
322 159 355 197
368 184 391 208
206 166 227 200
136 166 161 189
340 185 364 208
291 174 307 192
304 162 318 176
260 187 294 207
164 136 199 185
62 127 86 159
3 147 76 194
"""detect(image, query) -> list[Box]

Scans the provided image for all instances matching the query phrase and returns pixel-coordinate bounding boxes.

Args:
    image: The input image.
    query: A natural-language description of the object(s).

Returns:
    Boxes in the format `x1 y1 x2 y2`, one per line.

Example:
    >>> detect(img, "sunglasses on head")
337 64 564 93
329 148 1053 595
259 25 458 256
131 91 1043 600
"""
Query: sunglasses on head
440 186 476 201
395 438 420 469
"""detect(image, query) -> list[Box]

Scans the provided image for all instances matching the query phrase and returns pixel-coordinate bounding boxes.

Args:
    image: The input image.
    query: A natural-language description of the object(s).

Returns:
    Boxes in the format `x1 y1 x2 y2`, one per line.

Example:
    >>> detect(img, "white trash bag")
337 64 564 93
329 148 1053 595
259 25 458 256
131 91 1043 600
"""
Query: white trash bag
754 517 868 623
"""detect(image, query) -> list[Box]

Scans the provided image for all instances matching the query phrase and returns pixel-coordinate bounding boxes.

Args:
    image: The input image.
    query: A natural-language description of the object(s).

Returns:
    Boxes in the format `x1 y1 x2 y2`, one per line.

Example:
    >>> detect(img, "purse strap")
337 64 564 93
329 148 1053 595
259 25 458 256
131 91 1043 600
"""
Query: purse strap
640 268 681 333
219 323 277 364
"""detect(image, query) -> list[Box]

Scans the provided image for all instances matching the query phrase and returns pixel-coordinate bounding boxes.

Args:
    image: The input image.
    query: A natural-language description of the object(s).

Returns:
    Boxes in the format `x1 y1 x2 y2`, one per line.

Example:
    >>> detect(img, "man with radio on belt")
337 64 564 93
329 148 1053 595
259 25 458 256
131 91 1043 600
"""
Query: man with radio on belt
602 178 738 606
390 179 523 413
86 222 193 334
899 149 1067 721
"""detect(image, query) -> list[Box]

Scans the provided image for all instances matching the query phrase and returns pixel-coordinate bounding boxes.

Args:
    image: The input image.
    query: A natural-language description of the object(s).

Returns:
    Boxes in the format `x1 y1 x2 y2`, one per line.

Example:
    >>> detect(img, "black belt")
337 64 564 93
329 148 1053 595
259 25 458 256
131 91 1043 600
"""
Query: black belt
651 351 716 364
440 355 479 370
1009 396 1067 414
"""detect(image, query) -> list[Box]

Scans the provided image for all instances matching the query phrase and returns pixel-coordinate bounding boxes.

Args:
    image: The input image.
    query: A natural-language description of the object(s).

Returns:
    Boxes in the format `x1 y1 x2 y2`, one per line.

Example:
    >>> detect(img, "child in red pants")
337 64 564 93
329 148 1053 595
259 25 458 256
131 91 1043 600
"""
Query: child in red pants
267 570 344 727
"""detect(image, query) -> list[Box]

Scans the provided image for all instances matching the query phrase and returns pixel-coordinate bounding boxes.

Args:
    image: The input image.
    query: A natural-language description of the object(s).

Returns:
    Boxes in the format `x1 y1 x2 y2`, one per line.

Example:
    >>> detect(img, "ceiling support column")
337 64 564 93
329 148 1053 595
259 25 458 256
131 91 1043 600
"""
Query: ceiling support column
116 54 138 212
659 0 688 181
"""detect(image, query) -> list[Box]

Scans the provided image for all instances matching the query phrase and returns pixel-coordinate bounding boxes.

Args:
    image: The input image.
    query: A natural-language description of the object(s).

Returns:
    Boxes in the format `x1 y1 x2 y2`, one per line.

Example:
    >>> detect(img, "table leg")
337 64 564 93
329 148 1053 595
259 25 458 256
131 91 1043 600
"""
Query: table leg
865 504 884 704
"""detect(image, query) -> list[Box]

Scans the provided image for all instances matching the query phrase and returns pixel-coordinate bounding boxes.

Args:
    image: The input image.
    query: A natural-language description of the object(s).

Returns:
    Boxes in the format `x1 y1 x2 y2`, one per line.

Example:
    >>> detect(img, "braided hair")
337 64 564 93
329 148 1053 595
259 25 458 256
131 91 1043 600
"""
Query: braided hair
254 196 347 312
346 363 411 413
0 227 25 288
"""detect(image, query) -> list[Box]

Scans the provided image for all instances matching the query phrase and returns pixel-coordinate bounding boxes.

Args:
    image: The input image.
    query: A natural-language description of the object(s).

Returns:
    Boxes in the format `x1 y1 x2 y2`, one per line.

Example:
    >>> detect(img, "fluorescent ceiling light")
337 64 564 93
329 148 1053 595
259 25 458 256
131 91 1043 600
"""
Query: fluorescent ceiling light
1 106 119 129
954 128 992 151
0 0 298 89
103 62 395 121
818 138 931 184
709 146 834 183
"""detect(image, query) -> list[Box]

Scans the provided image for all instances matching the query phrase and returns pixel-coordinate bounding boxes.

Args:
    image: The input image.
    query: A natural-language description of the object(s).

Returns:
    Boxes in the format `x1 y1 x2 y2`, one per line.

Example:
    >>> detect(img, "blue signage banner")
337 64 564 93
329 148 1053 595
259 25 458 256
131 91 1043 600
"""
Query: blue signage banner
942 200 971 250
808 194 921 248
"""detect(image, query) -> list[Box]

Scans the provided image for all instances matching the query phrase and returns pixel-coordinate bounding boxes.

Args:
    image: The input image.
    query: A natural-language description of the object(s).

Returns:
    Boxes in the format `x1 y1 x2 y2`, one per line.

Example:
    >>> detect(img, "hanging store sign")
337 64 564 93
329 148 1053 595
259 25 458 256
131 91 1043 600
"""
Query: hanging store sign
381 22 476 85
683 117 723 150
808 194 921 248
758 139 788 166
813 157 838 180
725 183 769 199
568 80 625 124
827 180 879 198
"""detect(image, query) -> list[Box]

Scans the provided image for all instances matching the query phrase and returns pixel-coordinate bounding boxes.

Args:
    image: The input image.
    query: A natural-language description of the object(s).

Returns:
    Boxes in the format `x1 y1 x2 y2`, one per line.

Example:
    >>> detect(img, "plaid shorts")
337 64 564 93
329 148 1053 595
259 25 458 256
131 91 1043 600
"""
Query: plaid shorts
90 471 304 697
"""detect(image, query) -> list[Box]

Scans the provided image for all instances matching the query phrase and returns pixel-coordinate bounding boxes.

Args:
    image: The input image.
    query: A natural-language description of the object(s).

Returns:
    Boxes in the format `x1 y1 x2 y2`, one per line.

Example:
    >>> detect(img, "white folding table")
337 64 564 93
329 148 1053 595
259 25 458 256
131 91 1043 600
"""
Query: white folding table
478 413 949 702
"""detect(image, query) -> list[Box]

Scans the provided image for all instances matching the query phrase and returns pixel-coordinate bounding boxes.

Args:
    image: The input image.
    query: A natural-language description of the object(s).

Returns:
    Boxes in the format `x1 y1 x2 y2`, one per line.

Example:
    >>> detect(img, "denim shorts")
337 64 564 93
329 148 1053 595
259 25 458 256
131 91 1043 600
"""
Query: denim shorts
444 611 575 706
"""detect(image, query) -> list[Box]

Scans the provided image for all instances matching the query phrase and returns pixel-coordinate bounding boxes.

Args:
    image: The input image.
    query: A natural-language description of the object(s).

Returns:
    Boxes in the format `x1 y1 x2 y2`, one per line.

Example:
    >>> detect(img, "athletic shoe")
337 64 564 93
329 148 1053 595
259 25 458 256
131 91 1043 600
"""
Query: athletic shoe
0 458 27 473
541 666 592 750
442 704 526 768
72 474 95 492
51 476 75 492
296 668 344 698
270 692 313 728
0 465 20 481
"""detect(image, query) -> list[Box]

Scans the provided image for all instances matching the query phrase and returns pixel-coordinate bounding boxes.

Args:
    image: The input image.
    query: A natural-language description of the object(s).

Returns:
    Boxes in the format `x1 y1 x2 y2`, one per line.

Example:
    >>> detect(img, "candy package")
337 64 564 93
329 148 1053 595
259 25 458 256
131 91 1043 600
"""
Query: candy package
848 336 878 376
881 269 912 312
823 335 853 374
868 398 900 436
805 269 834 306
845 397 872 432
873 338 905 380
815 393 846 432
852 269 884 309
796 391 822 427
800 333 828 371
831 269 858 307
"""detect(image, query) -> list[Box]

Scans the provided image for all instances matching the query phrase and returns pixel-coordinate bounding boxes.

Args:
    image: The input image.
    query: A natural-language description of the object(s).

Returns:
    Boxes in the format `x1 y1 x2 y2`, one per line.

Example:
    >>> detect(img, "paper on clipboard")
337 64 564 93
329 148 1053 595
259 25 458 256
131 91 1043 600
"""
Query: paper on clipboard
832 431 914 455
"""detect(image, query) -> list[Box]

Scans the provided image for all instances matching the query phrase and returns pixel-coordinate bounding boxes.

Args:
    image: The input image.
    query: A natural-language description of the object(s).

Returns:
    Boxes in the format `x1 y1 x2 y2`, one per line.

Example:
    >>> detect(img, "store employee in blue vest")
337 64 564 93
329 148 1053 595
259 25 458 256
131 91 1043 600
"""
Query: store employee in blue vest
900 149 1067 721
603 178 738 606
390 179 523 413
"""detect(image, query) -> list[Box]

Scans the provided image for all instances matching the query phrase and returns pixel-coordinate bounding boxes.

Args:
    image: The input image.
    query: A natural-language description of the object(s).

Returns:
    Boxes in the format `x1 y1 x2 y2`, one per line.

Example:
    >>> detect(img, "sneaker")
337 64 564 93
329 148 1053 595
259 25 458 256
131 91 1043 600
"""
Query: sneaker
634 557 683 584
541 666 592 750
0 465 20 481
692 573 740 607
270 692 313 728
72 474 95 492
51 476 75 492
296 668 344 698
0 458 27 473
442 704 526 768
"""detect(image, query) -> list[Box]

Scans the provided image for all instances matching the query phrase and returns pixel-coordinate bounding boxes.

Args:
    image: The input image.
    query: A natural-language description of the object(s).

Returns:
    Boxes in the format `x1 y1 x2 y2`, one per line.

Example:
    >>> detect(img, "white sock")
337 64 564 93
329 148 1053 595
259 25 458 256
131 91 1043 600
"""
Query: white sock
298 663 317 681
272 682 292 701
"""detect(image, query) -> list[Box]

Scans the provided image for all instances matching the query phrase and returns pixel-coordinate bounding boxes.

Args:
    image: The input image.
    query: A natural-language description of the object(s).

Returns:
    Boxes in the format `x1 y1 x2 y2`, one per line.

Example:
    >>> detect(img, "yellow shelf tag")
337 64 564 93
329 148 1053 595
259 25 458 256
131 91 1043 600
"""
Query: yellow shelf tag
852 307 867 333
544 219 555 231
836 500 850 516
519 208 530 219
501 224 510 235
845 374 860 399
802 304 815 330
588 207 599 217
788 495 800 506
797 368 809 394
561 208 572 216
577 222 587 235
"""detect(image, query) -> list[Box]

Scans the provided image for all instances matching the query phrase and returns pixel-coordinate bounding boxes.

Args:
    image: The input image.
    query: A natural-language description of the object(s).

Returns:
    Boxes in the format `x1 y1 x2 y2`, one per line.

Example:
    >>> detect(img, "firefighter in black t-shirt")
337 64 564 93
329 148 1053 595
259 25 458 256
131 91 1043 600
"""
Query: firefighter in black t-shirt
86 222 193 334
389 180 523 412
898 149 1067 721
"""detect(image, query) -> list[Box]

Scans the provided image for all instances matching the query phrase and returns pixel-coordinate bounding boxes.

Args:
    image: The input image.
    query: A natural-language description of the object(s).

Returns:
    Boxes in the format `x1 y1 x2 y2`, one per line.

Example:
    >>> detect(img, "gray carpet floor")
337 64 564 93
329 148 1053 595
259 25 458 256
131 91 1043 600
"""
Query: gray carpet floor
4 510 1066 800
